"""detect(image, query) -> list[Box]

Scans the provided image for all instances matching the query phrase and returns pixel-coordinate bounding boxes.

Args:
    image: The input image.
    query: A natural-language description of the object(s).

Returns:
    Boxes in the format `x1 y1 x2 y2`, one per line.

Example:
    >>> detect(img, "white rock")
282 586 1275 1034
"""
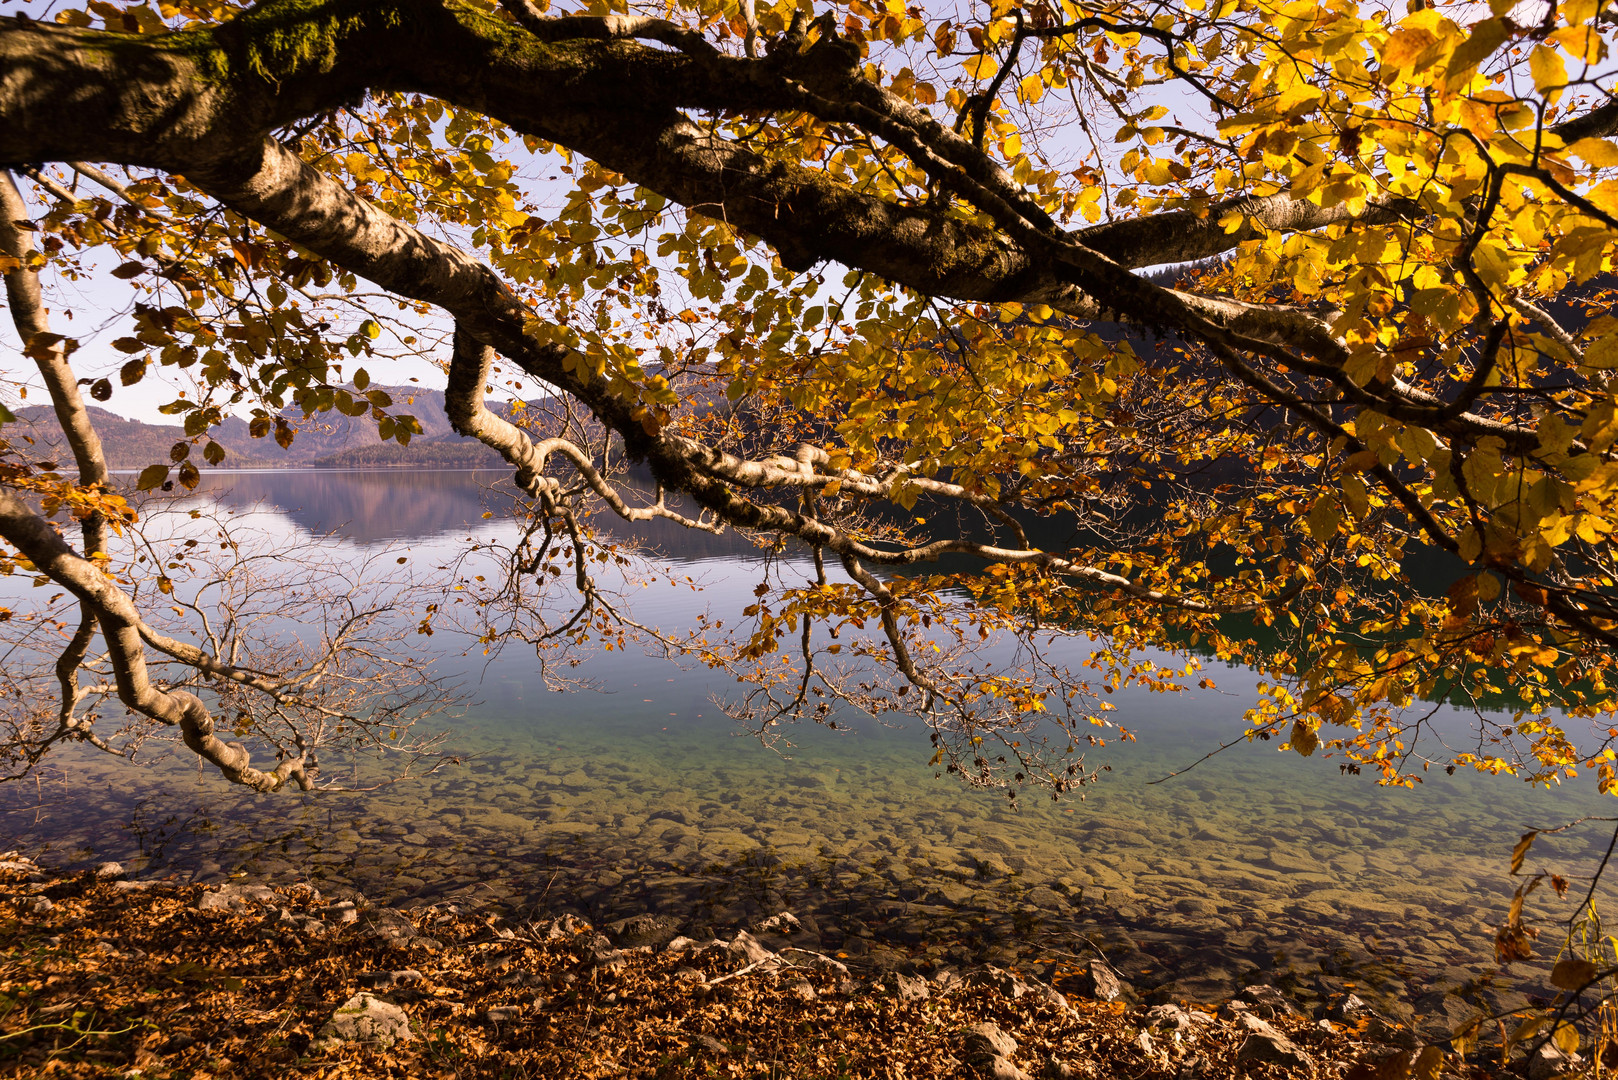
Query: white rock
754 911 803 935
194 883 277 914
962 1022 1018 1061
1233 1012 1314 1072
1529 1042 1584 1080
962 1023 1034 1080
311 992 411 1052
725 930 774 964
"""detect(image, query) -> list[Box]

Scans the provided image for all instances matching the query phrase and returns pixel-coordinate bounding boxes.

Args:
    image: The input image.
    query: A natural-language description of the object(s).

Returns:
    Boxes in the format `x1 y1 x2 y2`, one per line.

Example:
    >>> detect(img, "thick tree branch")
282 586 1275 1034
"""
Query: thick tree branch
0 490 311 791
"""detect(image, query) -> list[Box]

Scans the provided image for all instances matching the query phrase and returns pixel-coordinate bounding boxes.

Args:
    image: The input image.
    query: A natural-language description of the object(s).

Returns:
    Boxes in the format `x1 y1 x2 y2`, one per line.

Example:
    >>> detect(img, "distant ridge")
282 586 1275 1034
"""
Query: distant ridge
8 386 522 473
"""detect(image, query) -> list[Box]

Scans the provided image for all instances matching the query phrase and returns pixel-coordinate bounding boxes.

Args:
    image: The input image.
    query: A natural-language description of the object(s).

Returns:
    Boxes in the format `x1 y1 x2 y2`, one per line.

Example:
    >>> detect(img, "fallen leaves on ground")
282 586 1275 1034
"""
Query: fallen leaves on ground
0 867 1466 1078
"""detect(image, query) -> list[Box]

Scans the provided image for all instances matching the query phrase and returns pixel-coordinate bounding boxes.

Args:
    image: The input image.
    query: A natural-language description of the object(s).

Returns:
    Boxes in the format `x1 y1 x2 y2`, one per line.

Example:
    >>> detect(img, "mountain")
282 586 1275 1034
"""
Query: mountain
8 386 506 472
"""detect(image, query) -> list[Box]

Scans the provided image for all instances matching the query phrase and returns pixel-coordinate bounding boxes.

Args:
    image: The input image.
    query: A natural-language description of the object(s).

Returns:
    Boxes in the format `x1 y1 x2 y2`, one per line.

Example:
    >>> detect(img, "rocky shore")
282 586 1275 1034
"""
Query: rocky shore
0 855 1566 1079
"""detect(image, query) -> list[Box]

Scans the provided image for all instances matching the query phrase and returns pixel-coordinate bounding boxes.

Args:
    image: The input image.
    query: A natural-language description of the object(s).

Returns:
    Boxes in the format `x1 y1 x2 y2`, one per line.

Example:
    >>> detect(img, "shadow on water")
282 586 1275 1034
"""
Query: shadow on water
5 469 1614 1028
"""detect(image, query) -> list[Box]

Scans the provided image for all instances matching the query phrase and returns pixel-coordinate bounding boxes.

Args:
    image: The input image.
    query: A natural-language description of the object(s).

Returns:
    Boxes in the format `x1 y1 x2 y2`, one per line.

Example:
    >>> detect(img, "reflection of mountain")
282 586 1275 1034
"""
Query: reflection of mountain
200 470 509 544
195 468 774 558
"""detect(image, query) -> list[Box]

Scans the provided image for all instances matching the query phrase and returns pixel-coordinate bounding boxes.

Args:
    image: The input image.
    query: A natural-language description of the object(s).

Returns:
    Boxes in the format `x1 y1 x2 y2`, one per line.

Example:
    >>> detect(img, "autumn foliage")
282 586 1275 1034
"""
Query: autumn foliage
0 0 1615 801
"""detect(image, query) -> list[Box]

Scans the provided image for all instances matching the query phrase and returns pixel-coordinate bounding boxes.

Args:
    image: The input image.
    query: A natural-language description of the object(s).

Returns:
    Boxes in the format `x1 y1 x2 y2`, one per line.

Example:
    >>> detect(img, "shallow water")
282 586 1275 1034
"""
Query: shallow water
4 469 1613 1022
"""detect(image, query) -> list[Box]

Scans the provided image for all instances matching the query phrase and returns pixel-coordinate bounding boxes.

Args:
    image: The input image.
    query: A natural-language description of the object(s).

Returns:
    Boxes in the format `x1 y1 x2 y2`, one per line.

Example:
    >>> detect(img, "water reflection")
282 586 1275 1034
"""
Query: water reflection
3 469 1612 1025
198 467 773 560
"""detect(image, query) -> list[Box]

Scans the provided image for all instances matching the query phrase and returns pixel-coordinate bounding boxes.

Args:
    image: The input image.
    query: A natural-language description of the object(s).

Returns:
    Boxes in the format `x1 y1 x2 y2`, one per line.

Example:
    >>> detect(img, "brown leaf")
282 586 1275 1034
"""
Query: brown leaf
1511 831 1537 875
1551 958 1598 991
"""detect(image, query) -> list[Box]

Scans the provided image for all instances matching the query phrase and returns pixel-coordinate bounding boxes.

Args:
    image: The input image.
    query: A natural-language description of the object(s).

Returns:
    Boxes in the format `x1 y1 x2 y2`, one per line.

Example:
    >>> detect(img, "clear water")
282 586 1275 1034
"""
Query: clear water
3 469 1611 1017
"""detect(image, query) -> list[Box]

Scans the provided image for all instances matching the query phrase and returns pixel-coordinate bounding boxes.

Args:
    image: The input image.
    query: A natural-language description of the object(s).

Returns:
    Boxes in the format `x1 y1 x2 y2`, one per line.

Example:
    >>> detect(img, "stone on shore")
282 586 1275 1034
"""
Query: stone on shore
1081 961 1127 1002
1324 993 1414 1049
606 913 683 950
961 1022 1035 1080
725 930 774 965
311 992 411 1052
194 883 277 914
877 972 930 1002
1228 984 1300 1021
1233 1012 1314 1072
1528 1042 1584 1080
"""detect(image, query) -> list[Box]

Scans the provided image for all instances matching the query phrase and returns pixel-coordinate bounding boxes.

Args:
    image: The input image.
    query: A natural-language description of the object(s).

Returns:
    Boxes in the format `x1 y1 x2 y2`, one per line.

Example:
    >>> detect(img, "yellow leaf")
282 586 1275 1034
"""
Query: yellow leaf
1411 1046 1445 1080
1567 137 1618 168
1530 45 1567 93
1307 497 1340 541
1382 27 1439 69
963 53 998 80
1290 719 1319 757
1549 25 1603 65
1445 17 1508 81
1141 158 1174 186
1341 473 1370 519
1585 334 1618 369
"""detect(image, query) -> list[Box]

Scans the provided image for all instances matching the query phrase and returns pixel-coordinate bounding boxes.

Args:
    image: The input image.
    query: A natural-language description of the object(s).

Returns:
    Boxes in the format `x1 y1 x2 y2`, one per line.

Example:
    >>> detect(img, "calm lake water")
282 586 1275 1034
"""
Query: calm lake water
4 468 1612 1023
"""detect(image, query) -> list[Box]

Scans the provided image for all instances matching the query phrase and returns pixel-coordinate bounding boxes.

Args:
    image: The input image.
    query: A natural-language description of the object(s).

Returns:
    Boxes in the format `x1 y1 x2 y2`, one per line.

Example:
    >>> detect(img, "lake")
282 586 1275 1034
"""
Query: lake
3 468 1610 1025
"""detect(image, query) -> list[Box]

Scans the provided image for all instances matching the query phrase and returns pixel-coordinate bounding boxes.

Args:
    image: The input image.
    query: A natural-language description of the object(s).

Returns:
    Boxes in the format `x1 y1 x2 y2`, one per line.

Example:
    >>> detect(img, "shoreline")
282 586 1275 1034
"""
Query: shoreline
0 856 1441 1079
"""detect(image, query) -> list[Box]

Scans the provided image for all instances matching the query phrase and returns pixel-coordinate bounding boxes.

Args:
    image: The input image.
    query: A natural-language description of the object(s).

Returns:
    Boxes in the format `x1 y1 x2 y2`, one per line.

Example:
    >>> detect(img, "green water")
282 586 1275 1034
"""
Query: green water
4 469 1612 1022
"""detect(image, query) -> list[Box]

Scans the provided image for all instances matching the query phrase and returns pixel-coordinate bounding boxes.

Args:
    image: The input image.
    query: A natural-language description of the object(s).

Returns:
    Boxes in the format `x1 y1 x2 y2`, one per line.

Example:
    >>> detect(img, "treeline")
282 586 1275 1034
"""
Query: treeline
308 438 507 469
